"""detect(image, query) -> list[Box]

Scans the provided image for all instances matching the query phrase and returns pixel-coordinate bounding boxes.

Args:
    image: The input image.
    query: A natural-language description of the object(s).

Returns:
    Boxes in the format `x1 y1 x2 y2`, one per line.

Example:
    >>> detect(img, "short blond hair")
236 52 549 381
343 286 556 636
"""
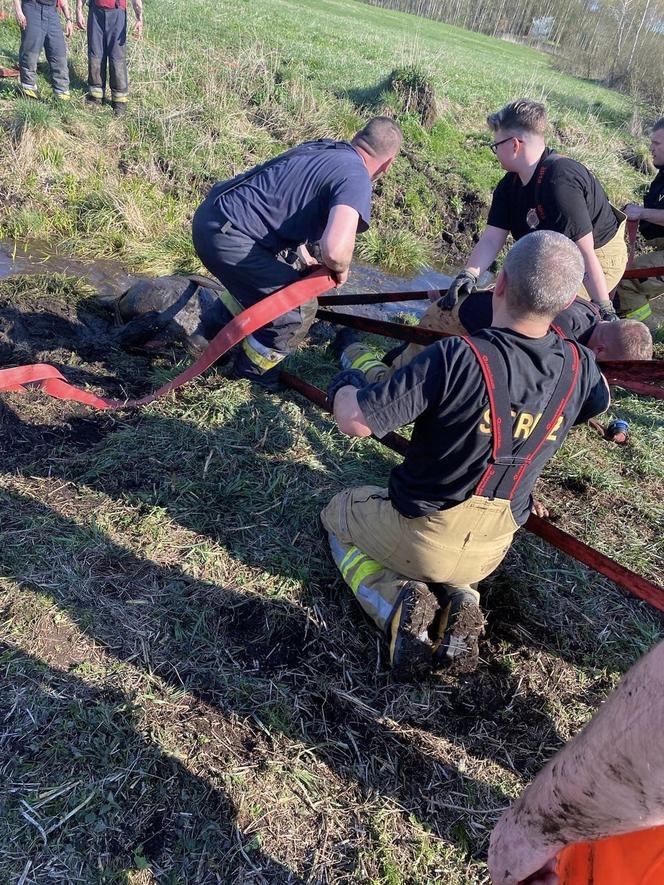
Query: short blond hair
487 99 548 136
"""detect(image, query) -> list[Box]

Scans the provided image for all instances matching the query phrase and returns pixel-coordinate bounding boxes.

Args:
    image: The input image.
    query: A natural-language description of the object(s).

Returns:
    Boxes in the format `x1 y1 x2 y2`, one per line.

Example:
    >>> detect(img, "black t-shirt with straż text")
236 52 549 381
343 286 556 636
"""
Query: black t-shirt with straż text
640 169 664 241
357 328 609 525
487 148 618 248
458 290 599 346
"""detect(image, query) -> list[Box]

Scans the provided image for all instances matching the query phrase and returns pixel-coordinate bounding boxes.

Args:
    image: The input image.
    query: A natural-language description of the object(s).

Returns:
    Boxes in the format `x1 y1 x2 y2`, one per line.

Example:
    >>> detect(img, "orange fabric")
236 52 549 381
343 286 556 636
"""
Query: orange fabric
557 825 664 884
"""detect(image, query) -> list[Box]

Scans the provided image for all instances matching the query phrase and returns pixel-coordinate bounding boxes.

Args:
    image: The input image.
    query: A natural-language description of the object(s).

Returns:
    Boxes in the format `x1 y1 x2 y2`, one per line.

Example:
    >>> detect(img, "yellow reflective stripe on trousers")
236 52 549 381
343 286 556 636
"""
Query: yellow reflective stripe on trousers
349 558 384 593
218 288 285 372
340 546 364 580
350 351 385 372
241 335 286 371
219 289 244 317
339 545 385 595
625 302 653 321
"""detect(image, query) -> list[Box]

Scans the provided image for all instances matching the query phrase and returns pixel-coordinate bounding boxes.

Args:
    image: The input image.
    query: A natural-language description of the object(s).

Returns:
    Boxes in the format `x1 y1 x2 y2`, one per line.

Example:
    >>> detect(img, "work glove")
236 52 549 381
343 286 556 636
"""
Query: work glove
327 368 366 405
597 300 619 321
438 269 478 310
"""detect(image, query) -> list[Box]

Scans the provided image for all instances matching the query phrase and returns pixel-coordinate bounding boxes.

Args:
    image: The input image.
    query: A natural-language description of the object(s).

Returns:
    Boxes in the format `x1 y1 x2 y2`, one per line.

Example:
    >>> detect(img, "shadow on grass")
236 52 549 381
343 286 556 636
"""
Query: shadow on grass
0 487 511 878
341 76 393 110
1 291 659 877
545 88 634 130
0 640 306 883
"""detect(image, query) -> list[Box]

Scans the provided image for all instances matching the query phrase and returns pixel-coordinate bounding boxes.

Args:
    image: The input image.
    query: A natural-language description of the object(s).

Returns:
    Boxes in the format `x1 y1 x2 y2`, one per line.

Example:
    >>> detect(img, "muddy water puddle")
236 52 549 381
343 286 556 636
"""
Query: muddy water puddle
0 240 451 321
0 241 141 302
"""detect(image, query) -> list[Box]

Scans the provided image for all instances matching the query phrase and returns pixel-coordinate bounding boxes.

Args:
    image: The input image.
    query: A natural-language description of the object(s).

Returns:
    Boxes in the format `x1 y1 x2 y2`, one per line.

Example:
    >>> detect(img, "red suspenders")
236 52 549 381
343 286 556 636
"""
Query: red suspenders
461 335 581 501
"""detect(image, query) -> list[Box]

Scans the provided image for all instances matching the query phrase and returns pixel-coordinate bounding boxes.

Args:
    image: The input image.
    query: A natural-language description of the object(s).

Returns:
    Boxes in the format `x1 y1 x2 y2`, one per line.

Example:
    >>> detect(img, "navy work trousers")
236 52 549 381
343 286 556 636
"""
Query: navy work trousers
192 188 325 383
19 1 70 95
87 4 128 106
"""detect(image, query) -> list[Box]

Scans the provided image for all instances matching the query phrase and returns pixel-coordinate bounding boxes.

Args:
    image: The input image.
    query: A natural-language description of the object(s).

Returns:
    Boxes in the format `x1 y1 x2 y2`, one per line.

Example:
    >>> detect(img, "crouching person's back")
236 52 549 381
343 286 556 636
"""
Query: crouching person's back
322 230 610 681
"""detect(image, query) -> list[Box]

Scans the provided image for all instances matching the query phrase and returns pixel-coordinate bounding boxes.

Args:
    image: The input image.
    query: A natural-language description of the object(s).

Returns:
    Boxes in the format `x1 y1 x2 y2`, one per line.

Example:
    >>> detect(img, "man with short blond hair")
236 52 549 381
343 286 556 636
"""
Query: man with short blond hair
322 231 609 681
443 99 627 321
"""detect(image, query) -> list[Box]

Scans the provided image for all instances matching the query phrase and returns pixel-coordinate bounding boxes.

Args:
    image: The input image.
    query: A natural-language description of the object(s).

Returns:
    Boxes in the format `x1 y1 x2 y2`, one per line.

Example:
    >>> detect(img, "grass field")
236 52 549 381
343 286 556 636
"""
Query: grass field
0 0 653 273
0 0 663 882
0 273 661 883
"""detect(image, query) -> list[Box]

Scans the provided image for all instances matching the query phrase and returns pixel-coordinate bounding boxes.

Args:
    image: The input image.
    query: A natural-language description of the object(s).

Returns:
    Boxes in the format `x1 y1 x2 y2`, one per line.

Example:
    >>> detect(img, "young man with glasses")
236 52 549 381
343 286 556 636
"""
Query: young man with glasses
443 100 627 322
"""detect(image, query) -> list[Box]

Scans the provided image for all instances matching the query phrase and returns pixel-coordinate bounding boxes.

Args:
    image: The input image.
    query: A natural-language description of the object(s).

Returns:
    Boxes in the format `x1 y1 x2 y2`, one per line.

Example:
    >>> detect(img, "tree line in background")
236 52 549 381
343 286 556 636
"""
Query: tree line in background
361 0 664 112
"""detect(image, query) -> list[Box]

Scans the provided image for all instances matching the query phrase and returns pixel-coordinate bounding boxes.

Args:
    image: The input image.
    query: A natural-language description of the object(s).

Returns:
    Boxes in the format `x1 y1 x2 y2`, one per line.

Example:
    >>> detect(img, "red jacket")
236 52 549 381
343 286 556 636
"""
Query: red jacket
92 0 127 10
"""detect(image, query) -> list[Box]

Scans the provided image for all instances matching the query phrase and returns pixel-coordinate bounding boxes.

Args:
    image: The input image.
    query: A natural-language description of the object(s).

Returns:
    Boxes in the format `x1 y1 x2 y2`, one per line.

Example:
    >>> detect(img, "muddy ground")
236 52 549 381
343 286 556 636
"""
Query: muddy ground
0 274 661 882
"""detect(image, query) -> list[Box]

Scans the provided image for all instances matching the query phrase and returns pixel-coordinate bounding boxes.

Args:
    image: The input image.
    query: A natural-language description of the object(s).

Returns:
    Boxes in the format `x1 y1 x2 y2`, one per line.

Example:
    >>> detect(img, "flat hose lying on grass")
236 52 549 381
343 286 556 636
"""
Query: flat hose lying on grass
0 268 336 409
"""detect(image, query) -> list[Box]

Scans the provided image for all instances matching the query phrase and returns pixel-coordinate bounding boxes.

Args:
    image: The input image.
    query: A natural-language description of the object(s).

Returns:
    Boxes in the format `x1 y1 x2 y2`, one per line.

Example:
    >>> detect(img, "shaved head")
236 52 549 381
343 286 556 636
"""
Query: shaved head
352 117 403 161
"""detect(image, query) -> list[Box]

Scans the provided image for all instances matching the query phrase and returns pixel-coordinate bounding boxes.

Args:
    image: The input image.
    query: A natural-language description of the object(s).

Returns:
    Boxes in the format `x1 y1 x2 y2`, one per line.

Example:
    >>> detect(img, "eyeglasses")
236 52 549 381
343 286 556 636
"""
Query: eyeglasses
489 136 523 154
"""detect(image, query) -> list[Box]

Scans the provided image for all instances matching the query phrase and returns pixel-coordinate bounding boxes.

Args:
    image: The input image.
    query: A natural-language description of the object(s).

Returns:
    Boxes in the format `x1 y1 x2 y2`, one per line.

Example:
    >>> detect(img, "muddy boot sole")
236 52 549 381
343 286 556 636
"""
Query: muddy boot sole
390 582 438 682
433 599 485 676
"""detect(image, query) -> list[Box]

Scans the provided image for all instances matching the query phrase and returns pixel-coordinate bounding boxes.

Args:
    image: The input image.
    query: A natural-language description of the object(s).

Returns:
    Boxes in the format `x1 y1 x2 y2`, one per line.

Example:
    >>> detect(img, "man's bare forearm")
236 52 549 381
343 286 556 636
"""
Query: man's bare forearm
576 234 611 304
498 641 664 848
464 226 508 276
640 207 664 225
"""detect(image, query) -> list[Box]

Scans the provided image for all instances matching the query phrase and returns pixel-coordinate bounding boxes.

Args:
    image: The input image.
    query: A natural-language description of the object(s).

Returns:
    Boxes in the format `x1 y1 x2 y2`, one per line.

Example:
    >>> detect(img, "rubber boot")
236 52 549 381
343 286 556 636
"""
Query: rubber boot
432 588 485 675
388 581 438 682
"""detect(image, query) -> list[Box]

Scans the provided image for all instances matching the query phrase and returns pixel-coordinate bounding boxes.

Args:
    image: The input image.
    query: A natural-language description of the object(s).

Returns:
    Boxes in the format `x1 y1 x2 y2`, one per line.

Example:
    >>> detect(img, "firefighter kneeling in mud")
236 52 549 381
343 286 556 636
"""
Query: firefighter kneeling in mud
321 230 610 681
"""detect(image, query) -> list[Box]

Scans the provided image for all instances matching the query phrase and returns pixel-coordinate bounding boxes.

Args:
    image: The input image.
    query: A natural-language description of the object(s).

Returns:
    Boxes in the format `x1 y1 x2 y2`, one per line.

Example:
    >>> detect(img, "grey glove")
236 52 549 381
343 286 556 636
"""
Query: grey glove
327 368 366 405
597 300 619 322
438 269 478 310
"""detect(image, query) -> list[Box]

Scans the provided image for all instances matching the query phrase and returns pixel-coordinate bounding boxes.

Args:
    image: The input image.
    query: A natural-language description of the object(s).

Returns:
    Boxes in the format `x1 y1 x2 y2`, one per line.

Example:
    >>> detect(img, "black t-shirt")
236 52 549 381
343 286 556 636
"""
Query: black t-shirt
458 291 599 346
640 169 664 241
357 329 609 524
487 149 618 248
213 140 372 253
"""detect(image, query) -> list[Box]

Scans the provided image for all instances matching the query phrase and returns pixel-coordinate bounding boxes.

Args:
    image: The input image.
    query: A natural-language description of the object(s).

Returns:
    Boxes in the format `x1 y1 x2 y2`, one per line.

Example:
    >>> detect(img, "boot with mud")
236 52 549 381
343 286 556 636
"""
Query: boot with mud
388 581 439 682
432 588 485 675
21 85 40 100
329 325 361 360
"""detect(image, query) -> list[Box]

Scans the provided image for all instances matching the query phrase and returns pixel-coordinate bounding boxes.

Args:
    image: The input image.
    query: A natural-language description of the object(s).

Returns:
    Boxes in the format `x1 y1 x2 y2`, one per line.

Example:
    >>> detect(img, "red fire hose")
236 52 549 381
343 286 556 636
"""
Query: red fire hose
0 268 661 612
0 269 336 409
